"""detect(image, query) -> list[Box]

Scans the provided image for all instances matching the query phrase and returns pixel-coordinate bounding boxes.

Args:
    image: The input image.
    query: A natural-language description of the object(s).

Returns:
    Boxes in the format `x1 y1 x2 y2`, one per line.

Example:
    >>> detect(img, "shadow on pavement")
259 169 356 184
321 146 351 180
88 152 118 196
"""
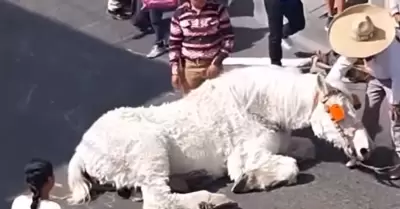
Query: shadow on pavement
0 1 171 208
228 0 255 18
292 128 349 164
232 27 269 53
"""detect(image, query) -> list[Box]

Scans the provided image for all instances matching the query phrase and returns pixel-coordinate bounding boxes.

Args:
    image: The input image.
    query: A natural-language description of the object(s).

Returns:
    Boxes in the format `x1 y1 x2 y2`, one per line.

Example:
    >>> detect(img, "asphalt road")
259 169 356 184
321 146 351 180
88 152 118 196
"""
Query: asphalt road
2 0 400 209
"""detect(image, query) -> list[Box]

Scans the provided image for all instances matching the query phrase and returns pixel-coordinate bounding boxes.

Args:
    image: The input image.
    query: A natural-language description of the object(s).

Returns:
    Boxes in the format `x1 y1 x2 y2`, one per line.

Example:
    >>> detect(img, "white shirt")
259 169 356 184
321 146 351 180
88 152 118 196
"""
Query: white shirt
326 31 400 104
11 195 61 209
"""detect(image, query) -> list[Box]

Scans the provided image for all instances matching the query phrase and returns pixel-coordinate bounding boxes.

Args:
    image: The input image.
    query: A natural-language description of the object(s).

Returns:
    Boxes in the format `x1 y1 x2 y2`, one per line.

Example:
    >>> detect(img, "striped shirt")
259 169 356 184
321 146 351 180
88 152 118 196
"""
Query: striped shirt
169 1 235 73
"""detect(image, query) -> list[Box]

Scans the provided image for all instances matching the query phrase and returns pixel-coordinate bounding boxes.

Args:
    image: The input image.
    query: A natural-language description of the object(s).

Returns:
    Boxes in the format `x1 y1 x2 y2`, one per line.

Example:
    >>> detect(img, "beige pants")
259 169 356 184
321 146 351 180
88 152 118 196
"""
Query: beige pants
183 59 213 90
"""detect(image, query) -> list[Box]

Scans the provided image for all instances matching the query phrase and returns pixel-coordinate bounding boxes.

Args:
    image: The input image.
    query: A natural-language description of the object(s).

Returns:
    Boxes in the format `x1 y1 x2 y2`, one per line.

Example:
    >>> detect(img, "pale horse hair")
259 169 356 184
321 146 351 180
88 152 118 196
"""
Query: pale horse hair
67 65 374 209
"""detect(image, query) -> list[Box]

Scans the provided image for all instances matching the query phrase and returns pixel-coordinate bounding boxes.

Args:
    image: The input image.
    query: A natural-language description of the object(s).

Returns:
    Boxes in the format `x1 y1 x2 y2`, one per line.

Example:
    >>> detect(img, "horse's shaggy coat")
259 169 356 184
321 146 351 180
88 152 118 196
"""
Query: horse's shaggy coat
68 66 373 209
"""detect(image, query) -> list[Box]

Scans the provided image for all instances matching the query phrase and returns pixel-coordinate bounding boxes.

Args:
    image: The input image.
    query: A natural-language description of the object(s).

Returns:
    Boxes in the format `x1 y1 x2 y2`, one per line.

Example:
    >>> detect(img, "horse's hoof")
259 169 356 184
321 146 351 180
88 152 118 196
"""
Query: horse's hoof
131 197 143 202
117 187 132 199
345 160 357 169
190 191 237 209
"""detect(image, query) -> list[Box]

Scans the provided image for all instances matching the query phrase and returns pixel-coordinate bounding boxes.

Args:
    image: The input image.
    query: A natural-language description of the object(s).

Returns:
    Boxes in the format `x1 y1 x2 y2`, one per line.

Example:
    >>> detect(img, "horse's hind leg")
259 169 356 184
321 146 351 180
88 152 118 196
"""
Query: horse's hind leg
227 130 299 193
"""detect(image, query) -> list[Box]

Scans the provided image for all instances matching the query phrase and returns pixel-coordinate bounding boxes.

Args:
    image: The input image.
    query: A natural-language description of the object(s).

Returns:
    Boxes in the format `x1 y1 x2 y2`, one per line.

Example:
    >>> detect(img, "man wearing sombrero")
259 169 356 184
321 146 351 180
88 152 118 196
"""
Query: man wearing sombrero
326 3 400 179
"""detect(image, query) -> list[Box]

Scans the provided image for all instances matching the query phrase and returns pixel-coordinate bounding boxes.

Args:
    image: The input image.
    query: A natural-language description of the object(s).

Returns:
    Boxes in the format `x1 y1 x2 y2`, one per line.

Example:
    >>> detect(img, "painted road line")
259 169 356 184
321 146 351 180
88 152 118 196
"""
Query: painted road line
223 57 312 67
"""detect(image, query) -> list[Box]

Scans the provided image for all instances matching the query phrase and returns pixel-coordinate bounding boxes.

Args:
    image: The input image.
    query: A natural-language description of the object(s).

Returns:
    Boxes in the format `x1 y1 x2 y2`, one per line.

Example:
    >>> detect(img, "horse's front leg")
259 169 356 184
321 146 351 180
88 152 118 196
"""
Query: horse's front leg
227 129 299 193
137 139 237 209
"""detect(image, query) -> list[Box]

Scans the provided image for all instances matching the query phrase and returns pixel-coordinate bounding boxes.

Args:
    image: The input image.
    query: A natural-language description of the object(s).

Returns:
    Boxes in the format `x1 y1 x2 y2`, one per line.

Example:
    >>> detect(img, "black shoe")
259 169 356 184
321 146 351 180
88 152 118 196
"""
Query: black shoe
325 16 334 31
131 27 155 39
107 8 132 20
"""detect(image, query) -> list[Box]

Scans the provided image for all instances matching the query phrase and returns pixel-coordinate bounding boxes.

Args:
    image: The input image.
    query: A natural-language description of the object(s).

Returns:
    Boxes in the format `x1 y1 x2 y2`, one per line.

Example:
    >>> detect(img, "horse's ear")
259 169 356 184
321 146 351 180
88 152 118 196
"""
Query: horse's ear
316 73 329 95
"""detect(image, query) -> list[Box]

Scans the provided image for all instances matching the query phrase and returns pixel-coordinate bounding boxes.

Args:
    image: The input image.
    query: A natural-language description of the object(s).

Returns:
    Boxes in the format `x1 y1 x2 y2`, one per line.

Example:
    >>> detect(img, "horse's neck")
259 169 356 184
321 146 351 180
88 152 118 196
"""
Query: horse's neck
248 74 317 130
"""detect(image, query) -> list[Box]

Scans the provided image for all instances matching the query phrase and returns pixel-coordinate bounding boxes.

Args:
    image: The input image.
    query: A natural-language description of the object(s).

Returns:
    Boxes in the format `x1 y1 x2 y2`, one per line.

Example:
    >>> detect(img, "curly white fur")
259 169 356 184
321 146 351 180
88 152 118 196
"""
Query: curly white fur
67 66 373 209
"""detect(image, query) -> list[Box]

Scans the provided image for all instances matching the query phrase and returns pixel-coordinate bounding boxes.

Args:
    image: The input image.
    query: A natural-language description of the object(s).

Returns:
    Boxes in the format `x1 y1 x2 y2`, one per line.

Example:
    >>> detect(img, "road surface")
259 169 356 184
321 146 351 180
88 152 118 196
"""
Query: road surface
1 0 400 209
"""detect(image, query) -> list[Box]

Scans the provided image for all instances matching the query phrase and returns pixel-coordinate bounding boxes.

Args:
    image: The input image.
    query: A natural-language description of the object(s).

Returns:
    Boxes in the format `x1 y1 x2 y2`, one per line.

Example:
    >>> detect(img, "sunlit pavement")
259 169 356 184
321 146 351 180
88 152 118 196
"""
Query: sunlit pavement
2 0 400 208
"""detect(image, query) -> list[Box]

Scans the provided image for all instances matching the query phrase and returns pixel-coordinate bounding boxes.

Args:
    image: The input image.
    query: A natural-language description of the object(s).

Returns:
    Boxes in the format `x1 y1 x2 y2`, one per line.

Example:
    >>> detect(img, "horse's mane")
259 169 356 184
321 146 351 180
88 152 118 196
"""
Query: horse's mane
325 79 354 103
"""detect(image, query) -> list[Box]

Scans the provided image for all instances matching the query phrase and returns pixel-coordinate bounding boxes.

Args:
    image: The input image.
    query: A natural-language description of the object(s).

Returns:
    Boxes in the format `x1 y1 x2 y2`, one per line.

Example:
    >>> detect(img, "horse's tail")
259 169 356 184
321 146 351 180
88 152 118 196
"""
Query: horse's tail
67 152 91 204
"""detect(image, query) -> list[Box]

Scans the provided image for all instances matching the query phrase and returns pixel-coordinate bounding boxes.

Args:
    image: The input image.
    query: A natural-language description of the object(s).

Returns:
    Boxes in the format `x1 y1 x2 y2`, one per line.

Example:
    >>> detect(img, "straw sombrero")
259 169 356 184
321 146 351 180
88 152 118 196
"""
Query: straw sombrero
328 3 397 58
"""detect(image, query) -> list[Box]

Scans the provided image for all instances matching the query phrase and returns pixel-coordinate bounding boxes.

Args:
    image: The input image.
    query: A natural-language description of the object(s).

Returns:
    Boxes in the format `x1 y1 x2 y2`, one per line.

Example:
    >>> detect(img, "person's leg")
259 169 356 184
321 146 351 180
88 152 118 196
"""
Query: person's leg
361 79 386 140
324 0 335 31
335 0 345 13
131 6 154 40
282 0 305 37
378 79 400 179
146 9 168 58
264 0 284 66
378 80 400 156
184 60 208 91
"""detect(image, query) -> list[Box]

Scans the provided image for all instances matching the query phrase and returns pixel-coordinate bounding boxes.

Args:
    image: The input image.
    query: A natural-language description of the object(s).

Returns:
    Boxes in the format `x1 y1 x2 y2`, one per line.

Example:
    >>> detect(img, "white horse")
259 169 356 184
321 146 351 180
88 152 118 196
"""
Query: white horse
67 66 373 209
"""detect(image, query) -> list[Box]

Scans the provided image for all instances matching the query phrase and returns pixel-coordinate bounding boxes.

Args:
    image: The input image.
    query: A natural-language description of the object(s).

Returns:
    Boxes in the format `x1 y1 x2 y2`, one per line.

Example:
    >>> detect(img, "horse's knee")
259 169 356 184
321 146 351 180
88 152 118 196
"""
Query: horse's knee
231 156 299 193
275 156 299 184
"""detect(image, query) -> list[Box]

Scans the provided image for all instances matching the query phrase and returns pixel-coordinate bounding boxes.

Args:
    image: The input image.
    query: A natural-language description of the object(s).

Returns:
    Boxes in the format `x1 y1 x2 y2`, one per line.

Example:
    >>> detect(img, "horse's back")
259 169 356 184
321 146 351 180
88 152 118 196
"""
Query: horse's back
74 107 156 179
219 66 315 85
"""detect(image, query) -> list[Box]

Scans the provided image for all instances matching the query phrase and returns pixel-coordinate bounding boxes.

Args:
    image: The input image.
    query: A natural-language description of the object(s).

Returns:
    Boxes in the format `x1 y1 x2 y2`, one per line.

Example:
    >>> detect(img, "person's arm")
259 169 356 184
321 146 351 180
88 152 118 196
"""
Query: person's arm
390 53 400 105
169 11 183 75
213 5 234 66
325 55 358 82
389 0 400 15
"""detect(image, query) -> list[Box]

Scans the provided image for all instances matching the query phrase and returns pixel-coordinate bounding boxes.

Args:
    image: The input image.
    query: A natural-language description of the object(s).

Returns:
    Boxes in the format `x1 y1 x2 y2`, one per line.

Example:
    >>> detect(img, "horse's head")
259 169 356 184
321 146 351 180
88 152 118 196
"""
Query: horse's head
309 74 374 162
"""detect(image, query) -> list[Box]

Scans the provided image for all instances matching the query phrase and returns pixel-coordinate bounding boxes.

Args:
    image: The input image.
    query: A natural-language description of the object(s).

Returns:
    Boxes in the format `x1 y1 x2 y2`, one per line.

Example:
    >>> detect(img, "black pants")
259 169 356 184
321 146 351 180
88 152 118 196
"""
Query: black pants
264 0 305 65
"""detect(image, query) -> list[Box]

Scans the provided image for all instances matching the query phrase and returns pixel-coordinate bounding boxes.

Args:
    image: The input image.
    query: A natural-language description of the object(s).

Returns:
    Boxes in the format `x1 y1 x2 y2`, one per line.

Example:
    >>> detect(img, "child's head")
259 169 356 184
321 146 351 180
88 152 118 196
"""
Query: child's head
24 158 54 209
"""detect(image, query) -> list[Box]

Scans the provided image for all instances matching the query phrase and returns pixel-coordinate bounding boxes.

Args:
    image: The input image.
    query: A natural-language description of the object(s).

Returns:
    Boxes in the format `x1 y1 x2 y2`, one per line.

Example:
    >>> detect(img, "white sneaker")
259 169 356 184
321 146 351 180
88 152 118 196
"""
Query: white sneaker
281 37 294 50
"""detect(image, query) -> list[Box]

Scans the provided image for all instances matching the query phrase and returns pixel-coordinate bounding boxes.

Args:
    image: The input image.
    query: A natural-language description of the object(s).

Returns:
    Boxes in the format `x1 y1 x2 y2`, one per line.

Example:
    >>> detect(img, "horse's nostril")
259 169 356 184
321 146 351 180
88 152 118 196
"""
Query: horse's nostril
360 148 369 156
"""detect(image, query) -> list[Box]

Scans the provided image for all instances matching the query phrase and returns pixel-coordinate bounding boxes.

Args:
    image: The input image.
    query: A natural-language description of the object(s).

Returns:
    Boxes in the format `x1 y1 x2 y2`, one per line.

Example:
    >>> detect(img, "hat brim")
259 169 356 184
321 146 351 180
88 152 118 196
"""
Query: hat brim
328 3 396 58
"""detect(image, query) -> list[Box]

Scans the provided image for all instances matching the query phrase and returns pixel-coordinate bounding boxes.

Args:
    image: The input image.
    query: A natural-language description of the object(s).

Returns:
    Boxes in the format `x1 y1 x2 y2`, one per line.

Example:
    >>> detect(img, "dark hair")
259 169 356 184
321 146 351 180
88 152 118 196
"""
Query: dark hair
24 158 54 209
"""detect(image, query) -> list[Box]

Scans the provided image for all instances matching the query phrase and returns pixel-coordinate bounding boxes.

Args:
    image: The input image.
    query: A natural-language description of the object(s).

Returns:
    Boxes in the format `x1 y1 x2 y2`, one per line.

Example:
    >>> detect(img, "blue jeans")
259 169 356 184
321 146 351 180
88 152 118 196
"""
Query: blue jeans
149 8 166 46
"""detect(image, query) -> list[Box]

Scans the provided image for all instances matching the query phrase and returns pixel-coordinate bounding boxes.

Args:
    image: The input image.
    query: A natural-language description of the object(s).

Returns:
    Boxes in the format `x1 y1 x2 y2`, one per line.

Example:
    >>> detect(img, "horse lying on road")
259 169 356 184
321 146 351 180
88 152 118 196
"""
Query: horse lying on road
67 66 374 209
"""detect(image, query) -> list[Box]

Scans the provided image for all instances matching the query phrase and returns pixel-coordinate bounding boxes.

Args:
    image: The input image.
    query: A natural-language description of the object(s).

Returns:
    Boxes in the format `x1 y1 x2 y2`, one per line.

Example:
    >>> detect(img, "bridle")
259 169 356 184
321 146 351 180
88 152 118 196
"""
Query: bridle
315 88 400 178
315 89 359 159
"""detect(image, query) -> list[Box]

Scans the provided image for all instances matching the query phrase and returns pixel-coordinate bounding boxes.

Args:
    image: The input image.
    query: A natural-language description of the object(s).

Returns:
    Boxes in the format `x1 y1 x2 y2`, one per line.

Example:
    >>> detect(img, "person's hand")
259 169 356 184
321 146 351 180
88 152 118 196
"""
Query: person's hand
171 74 182 90
351 94 362 110
393 13 400 24
205 64 221 79
391 104 400 122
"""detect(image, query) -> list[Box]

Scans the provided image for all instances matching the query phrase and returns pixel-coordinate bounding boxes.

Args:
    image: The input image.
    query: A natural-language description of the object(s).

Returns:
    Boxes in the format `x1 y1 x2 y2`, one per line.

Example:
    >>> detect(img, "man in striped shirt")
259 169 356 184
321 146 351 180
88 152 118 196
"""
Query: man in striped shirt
169 0 235 93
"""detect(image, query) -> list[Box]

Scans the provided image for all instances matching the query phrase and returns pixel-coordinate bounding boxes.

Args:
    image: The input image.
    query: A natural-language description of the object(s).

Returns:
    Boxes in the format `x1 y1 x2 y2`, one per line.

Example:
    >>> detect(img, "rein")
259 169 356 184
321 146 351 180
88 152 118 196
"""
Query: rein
316 89 400 178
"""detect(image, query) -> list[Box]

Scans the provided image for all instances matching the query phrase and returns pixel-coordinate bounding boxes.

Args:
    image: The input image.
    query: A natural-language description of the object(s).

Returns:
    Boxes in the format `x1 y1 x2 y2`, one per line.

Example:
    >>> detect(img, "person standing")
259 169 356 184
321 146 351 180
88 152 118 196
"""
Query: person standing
169 0 234 93
326 4 400 179
264 0 306 66
324 0 345 31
